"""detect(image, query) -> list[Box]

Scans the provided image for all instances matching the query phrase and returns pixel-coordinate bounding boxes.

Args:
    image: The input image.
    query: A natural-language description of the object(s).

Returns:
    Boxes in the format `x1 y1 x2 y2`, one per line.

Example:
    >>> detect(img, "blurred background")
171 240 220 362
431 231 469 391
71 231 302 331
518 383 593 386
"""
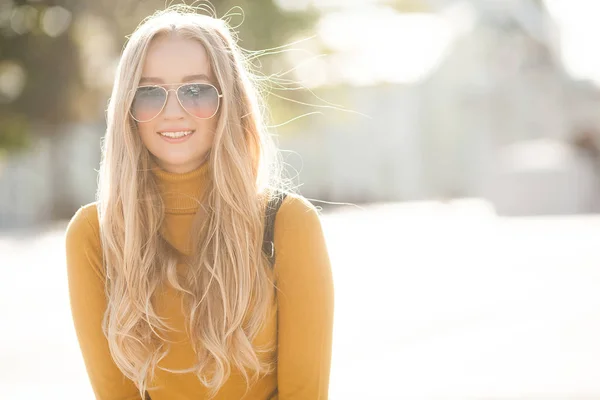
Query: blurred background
2 0 600 398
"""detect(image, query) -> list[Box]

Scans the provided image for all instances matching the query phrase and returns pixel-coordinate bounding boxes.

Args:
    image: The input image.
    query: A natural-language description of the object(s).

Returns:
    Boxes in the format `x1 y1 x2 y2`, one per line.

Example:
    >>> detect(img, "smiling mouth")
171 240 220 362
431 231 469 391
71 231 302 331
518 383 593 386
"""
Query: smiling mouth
157 130 195 138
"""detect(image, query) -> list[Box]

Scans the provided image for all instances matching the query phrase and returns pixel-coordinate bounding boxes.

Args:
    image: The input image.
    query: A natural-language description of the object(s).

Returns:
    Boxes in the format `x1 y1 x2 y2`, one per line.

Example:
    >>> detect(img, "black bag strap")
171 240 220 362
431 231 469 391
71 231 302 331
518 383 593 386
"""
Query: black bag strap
262 190 287 267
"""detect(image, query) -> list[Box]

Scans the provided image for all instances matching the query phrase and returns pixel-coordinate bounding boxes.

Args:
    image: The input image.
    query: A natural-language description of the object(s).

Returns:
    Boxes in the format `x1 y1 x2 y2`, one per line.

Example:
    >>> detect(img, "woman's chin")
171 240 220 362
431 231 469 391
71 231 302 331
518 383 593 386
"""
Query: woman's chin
154 156 206 174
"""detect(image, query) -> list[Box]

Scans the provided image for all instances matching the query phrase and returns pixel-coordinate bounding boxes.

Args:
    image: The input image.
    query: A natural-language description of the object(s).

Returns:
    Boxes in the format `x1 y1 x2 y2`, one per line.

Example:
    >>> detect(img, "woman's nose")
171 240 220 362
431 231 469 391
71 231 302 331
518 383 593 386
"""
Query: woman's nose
162 89 186 118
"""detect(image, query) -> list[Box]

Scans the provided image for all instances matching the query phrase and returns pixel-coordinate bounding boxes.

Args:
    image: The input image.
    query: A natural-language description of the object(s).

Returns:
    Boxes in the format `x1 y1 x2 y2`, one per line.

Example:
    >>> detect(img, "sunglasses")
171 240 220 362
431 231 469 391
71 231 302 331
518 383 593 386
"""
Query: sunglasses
129 82 223 123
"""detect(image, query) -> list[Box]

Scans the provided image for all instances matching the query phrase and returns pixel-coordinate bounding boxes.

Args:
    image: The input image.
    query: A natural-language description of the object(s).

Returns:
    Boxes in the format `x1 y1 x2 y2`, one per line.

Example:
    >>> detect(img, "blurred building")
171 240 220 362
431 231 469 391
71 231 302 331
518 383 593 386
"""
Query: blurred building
0 124 102 229
280 0 600 214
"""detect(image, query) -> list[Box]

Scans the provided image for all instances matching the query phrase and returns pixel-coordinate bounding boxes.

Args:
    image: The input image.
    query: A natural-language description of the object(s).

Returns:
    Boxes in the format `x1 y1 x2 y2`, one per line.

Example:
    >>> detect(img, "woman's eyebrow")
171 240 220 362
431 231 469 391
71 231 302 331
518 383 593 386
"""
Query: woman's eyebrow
139 74 211 85
182 74 211 82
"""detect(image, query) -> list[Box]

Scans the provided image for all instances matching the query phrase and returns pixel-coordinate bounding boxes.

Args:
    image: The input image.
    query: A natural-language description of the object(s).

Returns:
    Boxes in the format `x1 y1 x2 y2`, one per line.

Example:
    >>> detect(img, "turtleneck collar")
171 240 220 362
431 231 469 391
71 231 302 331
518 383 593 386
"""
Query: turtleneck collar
150 161 210 214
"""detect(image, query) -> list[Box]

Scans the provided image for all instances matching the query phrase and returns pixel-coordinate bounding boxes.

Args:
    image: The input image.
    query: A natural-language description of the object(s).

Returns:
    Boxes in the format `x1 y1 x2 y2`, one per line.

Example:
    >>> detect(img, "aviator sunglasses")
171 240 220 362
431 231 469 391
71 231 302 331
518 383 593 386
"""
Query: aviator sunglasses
129 82 223 122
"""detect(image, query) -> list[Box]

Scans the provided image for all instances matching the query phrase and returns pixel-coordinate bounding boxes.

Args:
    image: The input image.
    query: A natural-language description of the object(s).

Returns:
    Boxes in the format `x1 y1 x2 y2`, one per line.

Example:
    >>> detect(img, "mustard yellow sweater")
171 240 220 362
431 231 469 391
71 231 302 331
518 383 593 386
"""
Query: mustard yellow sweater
65 162 334 400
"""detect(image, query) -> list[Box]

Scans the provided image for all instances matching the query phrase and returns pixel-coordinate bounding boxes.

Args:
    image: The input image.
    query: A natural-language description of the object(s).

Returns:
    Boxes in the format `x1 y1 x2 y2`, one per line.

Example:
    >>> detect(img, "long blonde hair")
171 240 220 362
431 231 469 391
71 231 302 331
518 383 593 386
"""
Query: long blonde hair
97 5 282 397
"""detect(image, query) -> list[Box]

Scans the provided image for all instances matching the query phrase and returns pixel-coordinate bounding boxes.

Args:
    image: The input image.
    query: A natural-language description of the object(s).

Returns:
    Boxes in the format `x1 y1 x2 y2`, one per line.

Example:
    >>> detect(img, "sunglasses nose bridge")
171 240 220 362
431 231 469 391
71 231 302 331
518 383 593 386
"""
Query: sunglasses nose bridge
162 87 186 116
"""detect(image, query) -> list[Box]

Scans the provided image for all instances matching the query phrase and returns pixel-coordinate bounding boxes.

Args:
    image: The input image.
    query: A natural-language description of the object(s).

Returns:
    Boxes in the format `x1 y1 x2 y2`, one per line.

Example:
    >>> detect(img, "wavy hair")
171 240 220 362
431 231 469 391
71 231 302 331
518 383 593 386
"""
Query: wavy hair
97 5 282 398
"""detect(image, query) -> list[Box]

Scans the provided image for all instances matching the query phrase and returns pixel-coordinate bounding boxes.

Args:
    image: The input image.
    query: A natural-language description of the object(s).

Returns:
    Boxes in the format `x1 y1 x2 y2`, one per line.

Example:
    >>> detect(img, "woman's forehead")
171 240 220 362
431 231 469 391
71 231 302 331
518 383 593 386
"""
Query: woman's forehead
141 35 212 83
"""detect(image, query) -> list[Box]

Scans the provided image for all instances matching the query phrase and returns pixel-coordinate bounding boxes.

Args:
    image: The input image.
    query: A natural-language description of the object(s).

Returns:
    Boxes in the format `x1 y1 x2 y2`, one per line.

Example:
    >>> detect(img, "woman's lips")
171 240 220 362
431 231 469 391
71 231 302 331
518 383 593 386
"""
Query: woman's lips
157 130 195 143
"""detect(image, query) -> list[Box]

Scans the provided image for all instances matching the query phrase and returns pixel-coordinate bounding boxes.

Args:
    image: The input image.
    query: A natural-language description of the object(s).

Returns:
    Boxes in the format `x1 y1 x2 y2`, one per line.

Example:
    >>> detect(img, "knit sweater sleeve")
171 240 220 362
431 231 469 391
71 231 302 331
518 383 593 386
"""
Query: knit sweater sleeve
65 203 141 400
273 194 335 399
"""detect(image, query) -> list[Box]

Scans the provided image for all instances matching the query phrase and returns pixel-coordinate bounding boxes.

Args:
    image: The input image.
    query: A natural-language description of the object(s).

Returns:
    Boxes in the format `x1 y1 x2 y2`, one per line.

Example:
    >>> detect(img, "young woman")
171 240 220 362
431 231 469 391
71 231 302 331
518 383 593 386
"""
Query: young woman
65 6 334 400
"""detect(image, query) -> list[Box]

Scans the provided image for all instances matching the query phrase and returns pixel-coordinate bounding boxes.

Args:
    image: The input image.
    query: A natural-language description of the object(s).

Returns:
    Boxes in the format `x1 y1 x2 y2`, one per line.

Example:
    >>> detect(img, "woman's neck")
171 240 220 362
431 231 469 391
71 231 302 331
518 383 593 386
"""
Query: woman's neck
150 160 210 214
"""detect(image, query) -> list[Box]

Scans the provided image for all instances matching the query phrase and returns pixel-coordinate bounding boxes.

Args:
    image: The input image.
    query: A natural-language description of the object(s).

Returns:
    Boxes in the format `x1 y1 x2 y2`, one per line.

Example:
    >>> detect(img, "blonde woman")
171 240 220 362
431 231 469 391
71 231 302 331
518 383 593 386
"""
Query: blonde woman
65 6 334 400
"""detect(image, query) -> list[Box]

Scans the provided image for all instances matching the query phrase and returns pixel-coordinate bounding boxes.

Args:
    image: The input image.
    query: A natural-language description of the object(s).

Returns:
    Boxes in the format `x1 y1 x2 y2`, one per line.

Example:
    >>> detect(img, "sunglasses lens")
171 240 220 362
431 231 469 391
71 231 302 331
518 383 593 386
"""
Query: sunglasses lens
177 83 220 119
131 86 166 122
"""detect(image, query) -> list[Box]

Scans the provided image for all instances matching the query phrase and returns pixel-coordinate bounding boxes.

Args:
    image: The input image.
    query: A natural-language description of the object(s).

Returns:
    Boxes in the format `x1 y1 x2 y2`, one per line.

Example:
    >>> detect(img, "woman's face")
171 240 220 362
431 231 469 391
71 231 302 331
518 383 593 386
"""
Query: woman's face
135 35 219 174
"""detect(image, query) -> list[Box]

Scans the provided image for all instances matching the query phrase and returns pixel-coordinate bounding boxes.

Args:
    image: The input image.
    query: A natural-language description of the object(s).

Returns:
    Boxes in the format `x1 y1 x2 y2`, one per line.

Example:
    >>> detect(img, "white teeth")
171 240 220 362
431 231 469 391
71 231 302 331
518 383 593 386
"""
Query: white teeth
159 130 193 138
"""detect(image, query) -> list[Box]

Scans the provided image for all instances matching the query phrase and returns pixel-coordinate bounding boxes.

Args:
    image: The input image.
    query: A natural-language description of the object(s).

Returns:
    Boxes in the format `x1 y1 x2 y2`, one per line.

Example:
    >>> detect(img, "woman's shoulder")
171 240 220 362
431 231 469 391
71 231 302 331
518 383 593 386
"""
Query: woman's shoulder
279 192 319 216
65 202 106 281
65 201 100 248
275 192 323 233
272 193 330 277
